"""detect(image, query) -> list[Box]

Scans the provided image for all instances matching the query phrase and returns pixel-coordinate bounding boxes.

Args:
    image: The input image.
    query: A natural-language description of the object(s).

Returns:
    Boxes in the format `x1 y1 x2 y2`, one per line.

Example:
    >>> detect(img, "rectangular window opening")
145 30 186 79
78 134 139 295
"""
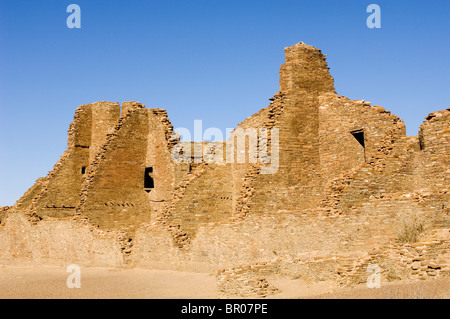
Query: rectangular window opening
144 167 154 193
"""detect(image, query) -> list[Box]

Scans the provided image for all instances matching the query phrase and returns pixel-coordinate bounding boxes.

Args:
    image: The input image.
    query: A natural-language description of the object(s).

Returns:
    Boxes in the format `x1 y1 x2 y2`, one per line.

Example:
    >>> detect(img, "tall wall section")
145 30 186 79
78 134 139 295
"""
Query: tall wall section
78 103 177 237
317 101 449 227
318 93 407 181
12 102 120 218
249 42 336 213
145 108 177 203
3 42 448 274
417 108 450 193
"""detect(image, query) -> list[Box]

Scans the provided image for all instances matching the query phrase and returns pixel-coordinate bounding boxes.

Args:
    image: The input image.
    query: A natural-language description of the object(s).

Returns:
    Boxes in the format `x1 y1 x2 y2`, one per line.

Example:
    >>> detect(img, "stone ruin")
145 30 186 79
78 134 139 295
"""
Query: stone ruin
1 42 448 297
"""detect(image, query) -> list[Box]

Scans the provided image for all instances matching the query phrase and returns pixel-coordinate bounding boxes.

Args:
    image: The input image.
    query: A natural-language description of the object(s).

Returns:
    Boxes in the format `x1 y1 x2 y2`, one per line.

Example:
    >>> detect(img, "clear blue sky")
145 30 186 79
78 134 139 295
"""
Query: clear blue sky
0 0 449 205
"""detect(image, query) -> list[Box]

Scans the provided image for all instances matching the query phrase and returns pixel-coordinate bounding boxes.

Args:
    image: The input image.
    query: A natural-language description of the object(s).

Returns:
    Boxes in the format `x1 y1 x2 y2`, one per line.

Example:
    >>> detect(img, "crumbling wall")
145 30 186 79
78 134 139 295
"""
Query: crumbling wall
417 108 449 193
29 103 93 217
167 164 234 241
0 206 10 225
4 42 448 278
159 83 288 245
231 91 286 218
319 105 449 218
316 93 410 214
145 108 176 203
133 195 445 272
89 102 121 163
280 42 335 94
12 102 120 219
158 139 237 247
318 93 406 180
130 43 449 273
77 102 178 238
249 43 335 213
12 178 45 212
157 160 210 248
215 228 449 297
79 103 152 237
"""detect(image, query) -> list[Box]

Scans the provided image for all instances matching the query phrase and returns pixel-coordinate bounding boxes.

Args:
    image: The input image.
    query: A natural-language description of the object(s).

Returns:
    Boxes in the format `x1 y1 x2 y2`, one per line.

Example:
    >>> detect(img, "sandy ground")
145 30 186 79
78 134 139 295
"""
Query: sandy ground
307 279 450 299
0 265 218 299
0 264 448 299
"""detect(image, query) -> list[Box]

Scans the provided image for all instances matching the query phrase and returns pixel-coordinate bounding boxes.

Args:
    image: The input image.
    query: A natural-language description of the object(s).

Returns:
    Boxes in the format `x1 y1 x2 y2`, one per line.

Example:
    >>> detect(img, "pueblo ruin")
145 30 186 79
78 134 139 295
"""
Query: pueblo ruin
1 42 448 297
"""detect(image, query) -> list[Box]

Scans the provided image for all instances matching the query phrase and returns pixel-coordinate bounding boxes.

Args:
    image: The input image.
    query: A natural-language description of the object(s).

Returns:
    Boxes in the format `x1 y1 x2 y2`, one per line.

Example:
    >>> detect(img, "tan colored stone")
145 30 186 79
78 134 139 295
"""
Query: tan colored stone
411 262 421 270
1 42 448 280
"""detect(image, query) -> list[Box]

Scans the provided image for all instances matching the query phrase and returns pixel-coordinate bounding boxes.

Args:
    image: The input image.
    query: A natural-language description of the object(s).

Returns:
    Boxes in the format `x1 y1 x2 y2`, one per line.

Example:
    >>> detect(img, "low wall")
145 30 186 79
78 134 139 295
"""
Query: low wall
1 194 445 272
0 212 125 267
133 195 440 272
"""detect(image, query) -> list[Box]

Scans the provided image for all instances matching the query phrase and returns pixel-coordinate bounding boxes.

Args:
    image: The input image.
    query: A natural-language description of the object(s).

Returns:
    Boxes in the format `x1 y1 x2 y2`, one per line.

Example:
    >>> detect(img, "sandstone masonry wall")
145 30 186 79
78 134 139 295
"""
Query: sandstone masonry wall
3 42 448 284
0 212 124 267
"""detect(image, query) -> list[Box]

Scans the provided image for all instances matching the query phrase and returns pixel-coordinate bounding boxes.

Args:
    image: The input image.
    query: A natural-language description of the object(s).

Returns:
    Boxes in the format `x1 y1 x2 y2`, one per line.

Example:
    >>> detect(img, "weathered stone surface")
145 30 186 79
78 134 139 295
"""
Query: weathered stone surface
1 42 448 288
0 212 124 266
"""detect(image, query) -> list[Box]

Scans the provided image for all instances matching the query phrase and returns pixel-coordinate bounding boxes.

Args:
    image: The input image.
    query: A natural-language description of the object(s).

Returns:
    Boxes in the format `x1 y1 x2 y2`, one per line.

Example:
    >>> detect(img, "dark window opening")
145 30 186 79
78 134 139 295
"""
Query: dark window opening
350 129 366 162
350 129 365 148
144 167 154 193
81 166 87 174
